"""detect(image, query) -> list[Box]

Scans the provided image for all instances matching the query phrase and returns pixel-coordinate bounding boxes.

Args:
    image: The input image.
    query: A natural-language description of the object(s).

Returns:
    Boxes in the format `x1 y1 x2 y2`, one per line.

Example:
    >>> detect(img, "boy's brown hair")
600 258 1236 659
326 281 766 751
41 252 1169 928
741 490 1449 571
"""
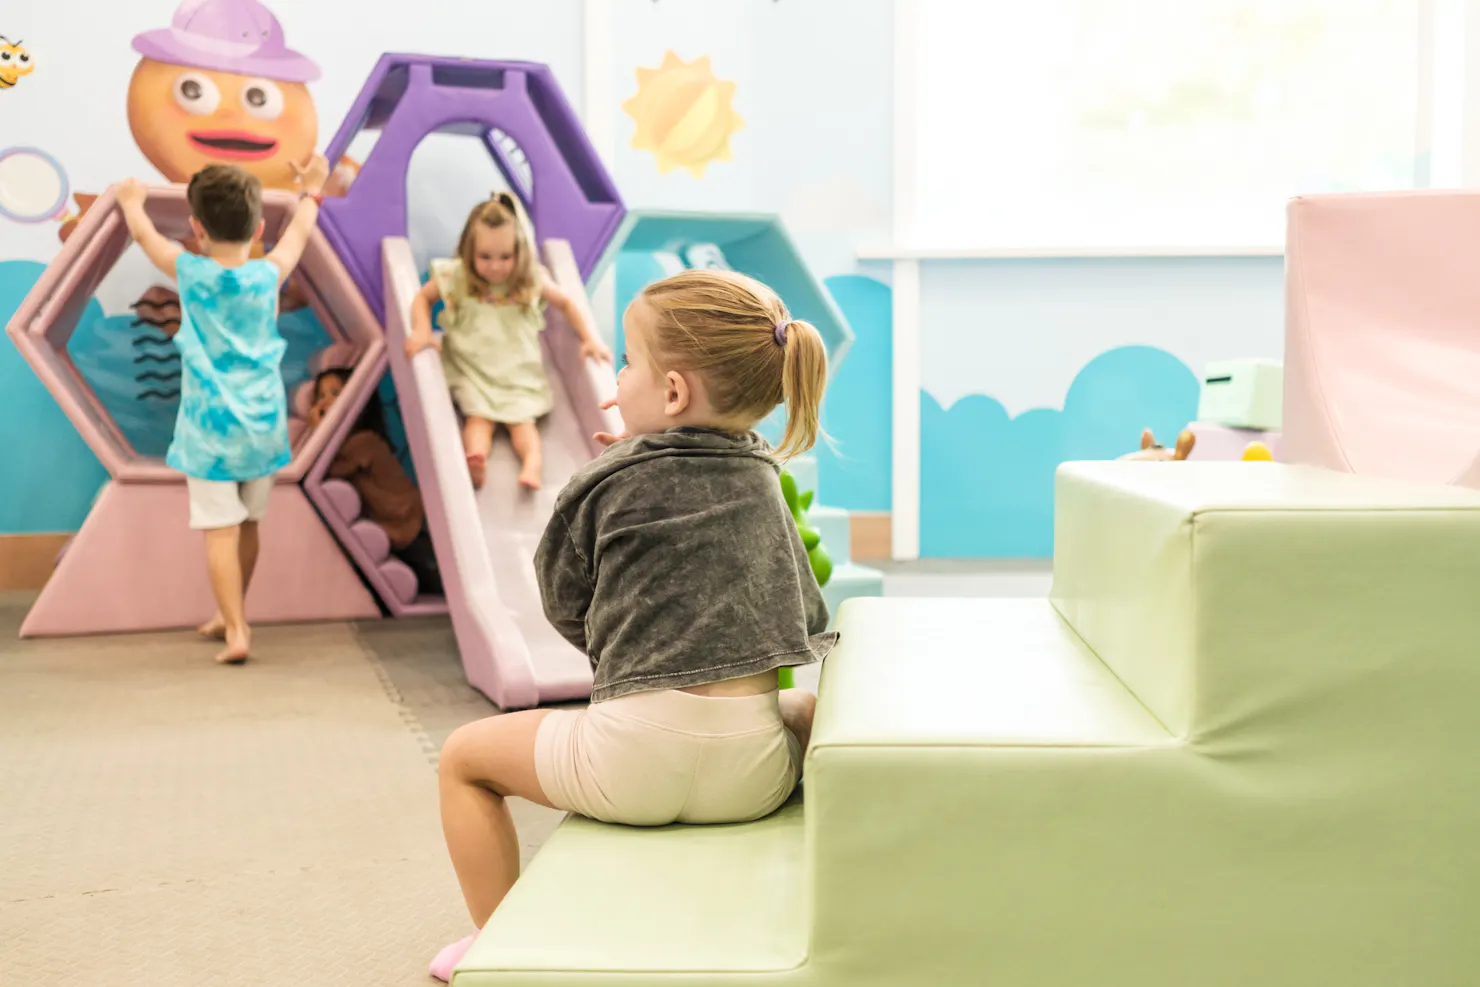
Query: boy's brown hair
186 164 262 244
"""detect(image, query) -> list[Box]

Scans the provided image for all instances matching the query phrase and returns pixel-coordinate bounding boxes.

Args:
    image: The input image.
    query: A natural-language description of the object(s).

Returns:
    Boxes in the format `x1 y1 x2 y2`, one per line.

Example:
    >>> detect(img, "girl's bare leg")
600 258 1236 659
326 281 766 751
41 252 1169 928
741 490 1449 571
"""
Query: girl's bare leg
507 422 542 490
438 710 555 926
462 417 495 489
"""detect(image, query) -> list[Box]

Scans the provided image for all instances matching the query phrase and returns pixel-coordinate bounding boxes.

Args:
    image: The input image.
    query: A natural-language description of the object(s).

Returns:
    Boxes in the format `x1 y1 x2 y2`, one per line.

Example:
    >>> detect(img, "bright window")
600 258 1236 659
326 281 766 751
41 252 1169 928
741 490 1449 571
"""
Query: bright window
910 0 1436 251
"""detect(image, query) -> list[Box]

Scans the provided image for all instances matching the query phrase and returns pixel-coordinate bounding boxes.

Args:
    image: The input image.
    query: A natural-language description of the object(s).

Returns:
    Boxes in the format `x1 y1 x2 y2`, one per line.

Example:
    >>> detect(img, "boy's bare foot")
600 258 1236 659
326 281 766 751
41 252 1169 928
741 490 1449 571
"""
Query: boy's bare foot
198 614 227 641
216 625 250 665
467 453 487 490
517 464 542 490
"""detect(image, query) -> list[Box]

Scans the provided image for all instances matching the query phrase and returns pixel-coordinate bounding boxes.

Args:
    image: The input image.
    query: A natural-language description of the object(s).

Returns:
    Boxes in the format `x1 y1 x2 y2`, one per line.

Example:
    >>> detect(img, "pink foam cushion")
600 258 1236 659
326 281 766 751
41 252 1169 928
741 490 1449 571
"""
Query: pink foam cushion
309 341 356 375
351 519 391 563
1288 192 1480 484
292 380 317 419
321 479 361 523
380 558 418 605
287 418 307 449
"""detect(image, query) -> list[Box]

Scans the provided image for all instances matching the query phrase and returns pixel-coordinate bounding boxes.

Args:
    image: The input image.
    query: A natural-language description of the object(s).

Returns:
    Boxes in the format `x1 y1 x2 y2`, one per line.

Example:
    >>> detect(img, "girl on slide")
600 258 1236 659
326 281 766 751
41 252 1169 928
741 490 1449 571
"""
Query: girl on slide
428 269 835 980
404 192 611 491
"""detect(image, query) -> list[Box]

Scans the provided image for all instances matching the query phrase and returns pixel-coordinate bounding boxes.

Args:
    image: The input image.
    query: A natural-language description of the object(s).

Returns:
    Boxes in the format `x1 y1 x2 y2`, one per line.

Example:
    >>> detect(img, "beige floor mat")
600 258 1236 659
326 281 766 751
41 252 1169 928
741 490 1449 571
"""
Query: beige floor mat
0 616 481 986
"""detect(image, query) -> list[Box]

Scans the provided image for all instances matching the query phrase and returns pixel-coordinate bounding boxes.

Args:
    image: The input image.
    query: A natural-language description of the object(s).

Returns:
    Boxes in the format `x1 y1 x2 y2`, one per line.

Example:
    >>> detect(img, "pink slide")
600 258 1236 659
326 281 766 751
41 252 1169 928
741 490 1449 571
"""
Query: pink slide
381 237 619 710
1284 190 1480 487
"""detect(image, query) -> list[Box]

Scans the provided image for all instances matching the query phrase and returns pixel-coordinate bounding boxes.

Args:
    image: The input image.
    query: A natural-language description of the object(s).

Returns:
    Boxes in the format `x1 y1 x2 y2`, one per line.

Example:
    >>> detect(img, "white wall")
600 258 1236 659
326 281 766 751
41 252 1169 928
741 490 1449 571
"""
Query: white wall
920 257 1284 416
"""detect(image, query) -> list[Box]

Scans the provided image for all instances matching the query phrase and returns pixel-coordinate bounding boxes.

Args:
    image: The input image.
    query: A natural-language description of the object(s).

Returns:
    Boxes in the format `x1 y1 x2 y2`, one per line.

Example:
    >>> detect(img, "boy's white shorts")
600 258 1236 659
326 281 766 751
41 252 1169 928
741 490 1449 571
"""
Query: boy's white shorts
186 476 274 530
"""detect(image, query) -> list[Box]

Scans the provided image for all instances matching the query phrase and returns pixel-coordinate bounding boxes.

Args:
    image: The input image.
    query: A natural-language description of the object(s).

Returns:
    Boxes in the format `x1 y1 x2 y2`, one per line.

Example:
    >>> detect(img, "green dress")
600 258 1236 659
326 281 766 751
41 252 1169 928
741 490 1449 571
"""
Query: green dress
432 258 554 424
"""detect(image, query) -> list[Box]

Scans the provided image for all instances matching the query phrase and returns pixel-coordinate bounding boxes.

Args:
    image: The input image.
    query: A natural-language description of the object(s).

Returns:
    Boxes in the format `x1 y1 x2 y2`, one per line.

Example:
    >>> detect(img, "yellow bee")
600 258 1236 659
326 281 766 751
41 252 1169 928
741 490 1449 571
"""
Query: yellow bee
0 37 33 89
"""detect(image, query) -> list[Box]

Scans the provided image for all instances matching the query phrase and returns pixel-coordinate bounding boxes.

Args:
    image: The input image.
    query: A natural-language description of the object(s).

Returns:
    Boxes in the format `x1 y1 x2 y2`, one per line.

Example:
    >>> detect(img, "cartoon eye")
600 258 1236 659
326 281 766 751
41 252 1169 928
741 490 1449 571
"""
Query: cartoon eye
174 72 221 116
241 78 284 121
18 53 29 63
0 52 11 63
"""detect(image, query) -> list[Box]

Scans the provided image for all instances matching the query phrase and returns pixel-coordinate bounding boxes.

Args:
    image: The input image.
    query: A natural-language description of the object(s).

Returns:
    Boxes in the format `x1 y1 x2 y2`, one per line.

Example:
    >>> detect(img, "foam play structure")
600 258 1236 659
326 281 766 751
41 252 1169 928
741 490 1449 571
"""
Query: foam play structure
6 185 383 636
313 55 627 708
455 461 1480 985
6 54 867 711
319 54 625 321
1283 190 1480 486
381 236 616 708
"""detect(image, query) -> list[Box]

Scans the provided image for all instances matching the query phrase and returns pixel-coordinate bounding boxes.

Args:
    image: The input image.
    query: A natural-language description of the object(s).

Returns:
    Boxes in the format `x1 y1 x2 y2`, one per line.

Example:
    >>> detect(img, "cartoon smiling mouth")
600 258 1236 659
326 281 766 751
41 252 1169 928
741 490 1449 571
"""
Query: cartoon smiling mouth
188 130 279 161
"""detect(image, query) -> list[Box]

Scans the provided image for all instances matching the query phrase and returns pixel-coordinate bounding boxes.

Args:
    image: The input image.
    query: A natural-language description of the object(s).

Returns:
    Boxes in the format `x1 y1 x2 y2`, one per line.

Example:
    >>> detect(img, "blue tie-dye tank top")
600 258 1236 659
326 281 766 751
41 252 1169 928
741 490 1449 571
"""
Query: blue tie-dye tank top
166 254 291 482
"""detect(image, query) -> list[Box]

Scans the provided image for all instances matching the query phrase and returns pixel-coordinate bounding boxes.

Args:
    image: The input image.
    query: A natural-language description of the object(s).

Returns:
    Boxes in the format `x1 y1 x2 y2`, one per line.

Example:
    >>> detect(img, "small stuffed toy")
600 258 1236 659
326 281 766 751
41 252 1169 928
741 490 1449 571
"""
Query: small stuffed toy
1118 428 1196 462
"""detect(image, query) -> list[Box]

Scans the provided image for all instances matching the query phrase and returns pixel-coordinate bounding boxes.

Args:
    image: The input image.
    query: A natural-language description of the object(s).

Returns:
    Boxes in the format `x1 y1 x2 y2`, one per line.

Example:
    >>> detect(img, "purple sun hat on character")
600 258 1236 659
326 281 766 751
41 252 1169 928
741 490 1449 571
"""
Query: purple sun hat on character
131 0 320 83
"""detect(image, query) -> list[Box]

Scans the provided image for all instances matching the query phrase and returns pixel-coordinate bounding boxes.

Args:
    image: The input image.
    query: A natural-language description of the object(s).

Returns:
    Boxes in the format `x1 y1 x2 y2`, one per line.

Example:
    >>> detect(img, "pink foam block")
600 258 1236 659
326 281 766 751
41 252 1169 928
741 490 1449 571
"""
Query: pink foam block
1188 423 1282 462
1285 191 1480 487
19 481 379 638
301 352 449 618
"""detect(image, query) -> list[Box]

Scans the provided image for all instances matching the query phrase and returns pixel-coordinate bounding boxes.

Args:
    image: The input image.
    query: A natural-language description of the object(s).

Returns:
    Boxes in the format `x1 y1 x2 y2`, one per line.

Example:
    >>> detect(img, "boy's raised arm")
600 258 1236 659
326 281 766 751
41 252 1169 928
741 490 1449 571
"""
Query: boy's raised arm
265 154 330 279
116 179 183 279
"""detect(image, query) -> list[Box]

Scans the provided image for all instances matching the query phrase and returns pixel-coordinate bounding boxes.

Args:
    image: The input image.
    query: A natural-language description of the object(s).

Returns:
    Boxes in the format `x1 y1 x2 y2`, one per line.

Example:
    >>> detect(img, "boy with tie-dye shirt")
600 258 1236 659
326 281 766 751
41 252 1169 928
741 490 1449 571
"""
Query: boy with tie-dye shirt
116 158 328 664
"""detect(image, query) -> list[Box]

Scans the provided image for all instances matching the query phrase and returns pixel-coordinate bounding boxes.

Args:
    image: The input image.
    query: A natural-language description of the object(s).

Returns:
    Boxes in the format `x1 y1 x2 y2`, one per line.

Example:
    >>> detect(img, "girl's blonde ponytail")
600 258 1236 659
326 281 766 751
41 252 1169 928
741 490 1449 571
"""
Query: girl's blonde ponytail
775 319 828 460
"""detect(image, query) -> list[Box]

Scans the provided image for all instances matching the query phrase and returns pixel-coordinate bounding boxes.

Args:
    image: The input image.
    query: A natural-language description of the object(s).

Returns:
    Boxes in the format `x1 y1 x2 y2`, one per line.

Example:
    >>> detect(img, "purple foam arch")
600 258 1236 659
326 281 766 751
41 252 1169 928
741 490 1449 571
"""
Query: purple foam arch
319 54 625 320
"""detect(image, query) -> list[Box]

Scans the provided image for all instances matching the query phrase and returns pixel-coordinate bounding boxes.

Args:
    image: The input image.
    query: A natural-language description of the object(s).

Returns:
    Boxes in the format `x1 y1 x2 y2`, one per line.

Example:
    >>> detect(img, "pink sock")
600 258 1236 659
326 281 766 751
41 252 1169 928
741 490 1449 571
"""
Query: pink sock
428 933 477 982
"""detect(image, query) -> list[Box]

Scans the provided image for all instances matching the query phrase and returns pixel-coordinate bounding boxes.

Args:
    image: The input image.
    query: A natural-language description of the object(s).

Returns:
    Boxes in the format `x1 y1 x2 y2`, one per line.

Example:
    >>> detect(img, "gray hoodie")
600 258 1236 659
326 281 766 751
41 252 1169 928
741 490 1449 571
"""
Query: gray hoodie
534 427 838 702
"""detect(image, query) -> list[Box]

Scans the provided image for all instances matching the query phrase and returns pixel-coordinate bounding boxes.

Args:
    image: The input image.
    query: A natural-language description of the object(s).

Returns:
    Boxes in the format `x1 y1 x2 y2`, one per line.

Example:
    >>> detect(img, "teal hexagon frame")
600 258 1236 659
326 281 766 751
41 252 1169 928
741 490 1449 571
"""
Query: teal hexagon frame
587 210 854 377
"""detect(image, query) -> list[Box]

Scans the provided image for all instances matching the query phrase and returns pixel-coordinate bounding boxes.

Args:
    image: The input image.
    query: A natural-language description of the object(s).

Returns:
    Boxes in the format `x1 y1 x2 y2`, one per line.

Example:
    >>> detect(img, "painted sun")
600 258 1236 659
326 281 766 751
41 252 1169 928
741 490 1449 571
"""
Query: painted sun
622 51 744 178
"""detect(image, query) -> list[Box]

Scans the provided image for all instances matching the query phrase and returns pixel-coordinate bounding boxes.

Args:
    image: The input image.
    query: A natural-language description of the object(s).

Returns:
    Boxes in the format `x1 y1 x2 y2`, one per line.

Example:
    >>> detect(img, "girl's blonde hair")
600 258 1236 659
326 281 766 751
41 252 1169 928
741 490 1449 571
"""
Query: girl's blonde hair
640 270 828 460
457 191 536 302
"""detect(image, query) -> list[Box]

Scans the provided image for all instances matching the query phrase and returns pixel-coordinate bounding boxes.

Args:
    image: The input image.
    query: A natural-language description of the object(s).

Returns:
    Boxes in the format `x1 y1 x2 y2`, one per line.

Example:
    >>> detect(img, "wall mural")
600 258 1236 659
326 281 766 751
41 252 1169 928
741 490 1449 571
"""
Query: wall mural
0 35 33 90
622 51 744 178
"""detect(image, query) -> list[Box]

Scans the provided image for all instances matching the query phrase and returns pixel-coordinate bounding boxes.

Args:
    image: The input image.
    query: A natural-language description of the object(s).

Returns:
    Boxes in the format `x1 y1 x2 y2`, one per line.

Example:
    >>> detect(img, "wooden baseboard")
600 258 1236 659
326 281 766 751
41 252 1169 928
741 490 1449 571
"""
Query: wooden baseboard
850 512 892 562
0 533 69 591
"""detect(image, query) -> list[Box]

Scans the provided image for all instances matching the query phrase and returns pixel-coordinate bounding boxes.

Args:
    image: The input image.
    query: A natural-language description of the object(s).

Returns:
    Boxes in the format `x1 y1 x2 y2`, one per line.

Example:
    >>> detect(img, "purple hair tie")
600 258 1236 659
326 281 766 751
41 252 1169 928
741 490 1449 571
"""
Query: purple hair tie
773 320 789 347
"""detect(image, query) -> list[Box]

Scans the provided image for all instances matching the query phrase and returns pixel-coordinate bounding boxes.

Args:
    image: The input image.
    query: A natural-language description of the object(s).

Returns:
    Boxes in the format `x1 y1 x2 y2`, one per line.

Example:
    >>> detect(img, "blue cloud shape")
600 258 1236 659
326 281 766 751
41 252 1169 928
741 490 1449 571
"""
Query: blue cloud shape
0 260 108 534
921 345 1200 558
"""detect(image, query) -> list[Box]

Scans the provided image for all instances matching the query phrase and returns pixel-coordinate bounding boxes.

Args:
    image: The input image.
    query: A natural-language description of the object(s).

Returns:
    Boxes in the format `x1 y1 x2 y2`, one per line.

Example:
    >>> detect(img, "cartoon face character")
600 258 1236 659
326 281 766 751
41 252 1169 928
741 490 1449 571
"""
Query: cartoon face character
0 37 34 89
126 59 317 189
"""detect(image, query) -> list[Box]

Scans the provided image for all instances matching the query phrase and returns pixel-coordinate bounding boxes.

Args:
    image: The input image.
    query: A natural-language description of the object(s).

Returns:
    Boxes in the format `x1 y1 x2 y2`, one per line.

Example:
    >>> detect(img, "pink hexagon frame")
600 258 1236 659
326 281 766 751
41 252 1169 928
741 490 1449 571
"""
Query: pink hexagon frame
7 185 385 637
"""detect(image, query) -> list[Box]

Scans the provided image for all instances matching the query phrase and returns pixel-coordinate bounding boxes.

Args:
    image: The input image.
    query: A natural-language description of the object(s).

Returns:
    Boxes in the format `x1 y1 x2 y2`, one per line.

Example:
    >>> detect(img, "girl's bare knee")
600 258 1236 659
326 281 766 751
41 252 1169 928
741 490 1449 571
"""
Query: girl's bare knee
439 721 481 779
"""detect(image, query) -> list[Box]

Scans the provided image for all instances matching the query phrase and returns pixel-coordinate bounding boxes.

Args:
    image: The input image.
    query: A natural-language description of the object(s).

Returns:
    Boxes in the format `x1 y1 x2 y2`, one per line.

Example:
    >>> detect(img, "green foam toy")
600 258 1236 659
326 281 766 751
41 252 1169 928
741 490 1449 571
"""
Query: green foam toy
778 469 832 690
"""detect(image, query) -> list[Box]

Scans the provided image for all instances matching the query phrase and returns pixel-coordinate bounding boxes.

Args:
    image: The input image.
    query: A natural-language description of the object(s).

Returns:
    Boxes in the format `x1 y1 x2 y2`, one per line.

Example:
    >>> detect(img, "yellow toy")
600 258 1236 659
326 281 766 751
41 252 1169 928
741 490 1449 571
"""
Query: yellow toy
1242 441 1275 461
0 37 33 89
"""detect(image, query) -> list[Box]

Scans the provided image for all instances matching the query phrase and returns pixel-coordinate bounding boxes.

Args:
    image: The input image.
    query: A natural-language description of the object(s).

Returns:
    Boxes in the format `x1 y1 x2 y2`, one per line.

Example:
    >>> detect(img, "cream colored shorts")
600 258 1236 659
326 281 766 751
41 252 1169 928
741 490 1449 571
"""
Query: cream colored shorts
535 688 803 826
186 476 274 530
